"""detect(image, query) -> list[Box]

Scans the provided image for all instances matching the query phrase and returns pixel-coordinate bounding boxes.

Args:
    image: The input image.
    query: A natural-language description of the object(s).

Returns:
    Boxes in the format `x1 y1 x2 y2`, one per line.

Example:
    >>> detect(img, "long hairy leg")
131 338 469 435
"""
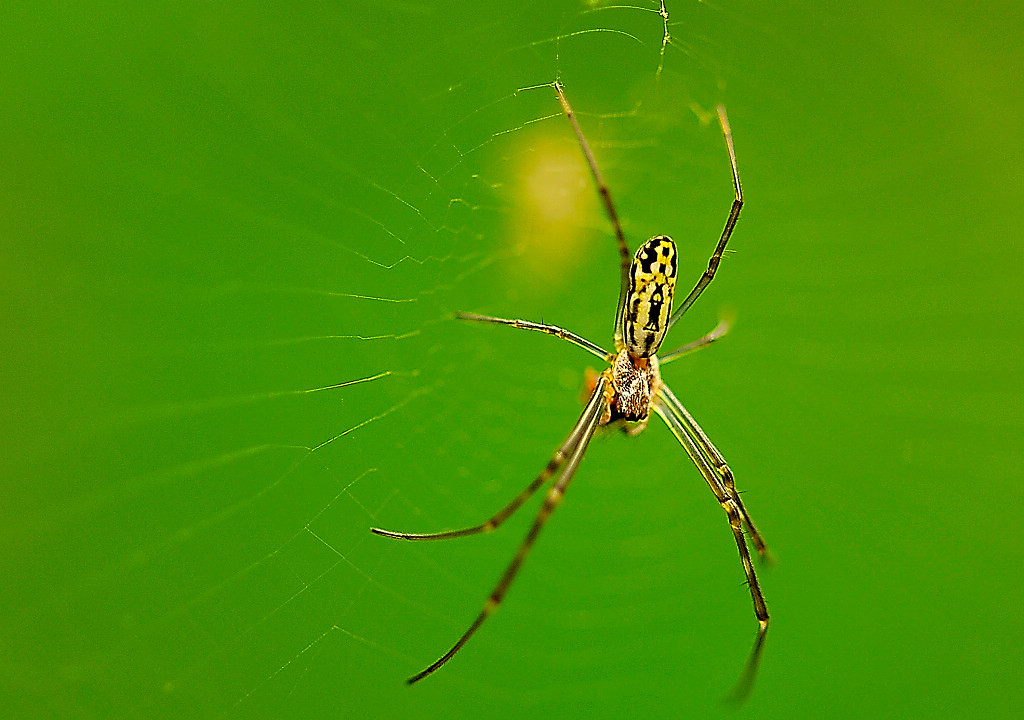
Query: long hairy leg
668 104 743 329
552 81 632 345
394 376 608 684
657 385 770 560
653 392 768 702
455 311 612 362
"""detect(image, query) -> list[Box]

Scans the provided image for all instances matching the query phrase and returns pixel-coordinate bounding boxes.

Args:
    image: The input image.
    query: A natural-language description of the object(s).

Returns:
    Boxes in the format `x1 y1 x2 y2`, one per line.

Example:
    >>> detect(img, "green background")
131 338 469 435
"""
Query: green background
3 1 1022 718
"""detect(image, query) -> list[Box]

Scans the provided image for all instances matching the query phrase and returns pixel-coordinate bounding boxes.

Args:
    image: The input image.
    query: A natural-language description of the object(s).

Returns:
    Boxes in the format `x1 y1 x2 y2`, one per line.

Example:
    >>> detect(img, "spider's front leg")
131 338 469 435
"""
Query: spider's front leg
389 375 611 684
653 388 770 701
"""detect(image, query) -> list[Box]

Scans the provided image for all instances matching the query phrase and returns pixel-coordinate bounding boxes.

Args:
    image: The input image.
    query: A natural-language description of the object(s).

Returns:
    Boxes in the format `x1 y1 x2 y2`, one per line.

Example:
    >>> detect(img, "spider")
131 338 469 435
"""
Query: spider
371 81 770 697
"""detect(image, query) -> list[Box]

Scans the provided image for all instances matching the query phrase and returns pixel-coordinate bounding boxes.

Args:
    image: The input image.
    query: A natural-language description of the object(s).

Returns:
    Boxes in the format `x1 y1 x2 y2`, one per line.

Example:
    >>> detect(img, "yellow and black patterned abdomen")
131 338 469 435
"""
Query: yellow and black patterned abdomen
623 235 677 358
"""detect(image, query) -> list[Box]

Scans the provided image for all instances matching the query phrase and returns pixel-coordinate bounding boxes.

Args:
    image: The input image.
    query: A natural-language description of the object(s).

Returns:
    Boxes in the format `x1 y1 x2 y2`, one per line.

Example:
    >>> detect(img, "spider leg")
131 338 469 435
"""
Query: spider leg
404 375 608 685
667 104 743 330
658 384 770 561
370 374 605 542
455 311 613 361
553 81 631 346
657 316 732 365
370 464 557 542
652 391 768 702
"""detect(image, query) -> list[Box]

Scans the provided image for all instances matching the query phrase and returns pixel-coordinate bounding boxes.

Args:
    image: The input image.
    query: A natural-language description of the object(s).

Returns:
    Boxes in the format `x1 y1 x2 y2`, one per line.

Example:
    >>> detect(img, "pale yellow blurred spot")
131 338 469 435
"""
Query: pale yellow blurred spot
507 130 596 287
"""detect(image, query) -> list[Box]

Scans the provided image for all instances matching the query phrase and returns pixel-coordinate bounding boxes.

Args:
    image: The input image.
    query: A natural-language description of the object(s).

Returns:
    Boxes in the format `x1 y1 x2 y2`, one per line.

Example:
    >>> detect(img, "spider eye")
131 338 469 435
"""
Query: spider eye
624 235 677 357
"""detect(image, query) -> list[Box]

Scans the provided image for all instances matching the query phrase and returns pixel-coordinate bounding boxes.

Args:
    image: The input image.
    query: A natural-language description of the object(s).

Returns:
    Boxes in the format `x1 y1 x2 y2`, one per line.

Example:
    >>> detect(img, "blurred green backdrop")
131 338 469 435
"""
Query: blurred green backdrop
2 1 1022 718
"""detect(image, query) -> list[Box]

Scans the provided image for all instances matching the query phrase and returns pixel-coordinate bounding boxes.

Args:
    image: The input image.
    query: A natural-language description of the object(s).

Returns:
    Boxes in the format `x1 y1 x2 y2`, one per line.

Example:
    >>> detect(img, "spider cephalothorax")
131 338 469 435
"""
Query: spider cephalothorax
372 81 770 700
606 349 661 424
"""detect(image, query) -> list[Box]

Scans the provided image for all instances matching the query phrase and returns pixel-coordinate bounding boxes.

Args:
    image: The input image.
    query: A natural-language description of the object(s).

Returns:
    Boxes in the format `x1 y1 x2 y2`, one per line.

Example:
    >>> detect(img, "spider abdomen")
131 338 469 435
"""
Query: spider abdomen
623 235 678 358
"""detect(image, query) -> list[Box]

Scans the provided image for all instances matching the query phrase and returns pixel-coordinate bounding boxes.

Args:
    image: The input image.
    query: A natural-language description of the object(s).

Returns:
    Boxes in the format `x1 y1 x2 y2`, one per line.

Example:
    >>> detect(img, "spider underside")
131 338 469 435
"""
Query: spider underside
371 81 771 700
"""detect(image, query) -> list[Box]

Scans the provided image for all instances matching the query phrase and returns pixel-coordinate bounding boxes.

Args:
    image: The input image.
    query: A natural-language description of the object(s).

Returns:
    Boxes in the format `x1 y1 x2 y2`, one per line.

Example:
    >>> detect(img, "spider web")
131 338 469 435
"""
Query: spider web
8 2 1024 719
1 3 769 719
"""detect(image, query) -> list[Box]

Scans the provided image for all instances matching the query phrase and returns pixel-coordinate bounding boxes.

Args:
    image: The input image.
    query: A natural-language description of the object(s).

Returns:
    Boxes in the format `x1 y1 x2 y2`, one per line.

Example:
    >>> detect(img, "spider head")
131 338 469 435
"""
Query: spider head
623 235 677 358
609 350 660 423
